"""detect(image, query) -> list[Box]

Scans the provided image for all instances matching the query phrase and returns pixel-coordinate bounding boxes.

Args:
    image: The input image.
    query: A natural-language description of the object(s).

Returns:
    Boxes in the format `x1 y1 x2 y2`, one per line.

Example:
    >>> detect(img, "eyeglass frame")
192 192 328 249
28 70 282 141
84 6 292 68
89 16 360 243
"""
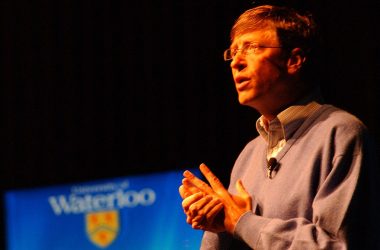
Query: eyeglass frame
223 42 283 61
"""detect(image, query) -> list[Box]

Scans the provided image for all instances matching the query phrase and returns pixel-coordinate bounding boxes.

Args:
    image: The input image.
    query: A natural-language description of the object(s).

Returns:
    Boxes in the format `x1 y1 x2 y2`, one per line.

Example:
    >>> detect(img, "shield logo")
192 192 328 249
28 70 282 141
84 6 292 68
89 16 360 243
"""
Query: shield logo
86 210 119 248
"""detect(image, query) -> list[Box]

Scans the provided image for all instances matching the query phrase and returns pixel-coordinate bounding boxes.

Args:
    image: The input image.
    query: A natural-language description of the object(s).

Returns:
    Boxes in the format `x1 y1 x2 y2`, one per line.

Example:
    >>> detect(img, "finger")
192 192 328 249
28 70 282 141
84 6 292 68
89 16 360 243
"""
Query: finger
192 202 223 231
199 164 233 203
186 215 193 224
182 192 204 212
180 179 202 198
191 196 219 221
236 180 252 200
192 221 205 230
183 170 214 195
179 185 193 199
199 163 226 191
205 202 224 223
189 196 213 217
235 179 252 210
182 178 203 193
235 179 250 198
192 197 223 223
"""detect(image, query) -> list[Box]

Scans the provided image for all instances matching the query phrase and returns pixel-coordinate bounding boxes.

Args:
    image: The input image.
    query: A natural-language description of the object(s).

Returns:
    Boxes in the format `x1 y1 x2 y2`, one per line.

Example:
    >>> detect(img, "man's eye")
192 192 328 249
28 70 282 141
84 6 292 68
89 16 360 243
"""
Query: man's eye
246 44 256 51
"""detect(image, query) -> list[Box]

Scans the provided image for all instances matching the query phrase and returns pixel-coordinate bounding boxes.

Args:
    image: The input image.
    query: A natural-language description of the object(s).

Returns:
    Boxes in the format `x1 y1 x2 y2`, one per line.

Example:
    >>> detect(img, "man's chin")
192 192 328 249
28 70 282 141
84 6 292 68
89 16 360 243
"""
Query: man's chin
238 95 260 110
238 95 254 106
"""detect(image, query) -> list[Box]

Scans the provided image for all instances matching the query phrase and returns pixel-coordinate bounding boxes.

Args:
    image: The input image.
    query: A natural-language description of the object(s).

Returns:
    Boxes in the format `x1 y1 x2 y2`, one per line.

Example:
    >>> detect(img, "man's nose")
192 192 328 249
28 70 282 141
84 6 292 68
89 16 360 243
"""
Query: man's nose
230 53 247 71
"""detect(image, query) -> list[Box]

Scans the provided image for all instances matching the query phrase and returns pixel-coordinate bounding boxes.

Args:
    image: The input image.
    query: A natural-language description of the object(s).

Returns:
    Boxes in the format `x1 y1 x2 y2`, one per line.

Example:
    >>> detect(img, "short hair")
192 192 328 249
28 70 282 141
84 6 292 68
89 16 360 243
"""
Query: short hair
230 5 318 54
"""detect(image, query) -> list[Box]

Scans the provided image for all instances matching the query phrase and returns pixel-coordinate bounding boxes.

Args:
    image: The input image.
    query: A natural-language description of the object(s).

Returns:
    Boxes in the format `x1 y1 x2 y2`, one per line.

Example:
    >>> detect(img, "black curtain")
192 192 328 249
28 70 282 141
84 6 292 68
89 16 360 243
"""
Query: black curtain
1 0 380 248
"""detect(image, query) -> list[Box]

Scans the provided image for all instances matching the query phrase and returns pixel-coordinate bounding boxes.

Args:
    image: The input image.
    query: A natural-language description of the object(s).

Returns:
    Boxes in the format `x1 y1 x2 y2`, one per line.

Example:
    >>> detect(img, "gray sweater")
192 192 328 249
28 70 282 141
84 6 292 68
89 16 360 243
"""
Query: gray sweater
201 104 379 249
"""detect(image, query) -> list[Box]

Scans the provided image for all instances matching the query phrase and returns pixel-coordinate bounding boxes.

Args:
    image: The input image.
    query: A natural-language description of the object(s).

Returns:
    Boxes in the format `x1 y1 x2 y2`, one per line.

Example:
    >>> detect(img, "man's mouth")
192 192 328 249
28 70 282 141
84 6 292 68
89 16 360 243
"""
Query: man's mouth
235 76 250 91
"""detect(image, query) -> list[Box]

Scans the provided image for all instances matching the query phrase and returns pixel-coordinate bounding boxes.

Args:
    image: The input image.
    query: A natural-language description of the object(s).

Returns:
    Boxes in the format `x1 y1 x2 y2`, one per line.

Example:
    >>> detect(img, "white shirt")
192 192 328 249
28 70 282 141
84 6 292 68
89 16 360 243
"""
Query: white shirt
256 101 321 160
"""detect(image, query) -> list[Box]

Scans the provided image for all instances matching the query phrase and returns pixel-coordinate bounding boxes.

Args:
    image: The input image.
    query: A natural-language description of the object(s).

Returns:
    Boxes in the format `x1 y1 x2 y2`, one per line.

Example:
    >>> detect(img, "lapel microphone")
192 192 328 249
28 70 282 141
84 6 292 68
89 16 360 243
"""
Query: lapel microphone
267 158 278 179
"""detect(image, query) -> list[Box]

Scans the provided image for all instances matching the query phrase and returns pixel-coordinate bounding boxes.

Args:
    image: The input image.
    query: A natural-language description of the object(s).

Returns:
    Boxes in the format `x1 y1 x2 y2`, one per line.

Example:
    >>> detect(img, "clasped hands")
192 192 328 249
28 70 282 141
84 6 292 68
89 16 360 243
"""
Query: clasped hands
179 163 252 234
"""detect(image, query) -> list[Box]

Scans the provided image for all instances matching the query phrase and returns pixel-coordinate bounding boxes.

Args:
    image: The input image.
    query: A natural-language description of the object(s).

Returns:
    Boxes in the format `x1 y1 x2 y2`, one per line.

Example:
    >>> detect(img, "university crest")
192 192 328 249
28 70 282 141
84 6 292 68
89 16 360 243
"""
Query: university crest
86 210 119 248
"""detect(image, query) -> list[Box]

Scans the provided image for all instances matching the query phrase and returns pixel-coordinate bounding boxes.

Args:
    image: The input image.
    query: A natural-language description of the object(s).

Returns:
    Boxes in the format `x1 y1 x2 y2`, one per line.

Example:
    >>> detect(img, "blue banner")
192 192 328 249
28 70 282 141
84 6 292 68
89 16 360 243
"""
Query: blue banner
4 169 203 250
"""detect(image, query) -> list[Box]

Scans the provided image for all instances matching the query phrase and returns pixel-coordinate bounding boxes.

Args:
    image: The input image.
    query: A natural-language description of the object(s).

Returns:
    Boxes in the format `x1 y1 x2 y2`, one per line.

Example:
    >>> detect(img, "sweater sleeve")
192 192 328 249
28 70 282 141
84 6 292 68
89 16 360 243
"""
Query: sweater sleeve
200 231 232 250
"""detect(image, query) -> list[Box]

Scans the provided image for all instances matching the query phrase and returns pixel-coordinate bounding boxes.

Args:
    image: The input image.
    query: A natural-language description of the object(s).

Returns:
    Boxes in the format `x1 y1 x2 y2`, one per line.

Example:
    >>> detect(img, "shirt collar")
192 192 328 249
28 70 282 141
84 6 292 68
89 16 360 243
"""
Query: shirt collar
256 89 323 143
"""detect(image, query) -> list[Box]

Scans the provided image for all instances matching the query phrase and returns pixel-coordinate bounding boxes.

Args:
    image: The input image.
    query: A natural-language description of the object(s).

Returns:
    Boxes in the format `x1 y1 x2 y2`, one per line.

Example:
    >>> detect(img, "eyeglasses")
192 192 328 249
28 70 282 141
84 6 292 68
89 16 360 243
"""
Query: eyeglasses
223 42 282 61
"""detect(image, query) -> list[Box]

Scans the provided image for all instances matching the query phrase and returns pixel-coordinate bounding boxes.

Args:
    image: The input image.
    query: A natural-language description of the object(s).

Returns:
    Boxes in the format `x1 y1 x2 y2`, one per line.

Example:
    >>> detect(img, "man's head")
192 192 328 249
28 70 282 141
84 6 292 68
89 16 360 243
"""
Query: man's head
225 5 318 118
230 5 317 56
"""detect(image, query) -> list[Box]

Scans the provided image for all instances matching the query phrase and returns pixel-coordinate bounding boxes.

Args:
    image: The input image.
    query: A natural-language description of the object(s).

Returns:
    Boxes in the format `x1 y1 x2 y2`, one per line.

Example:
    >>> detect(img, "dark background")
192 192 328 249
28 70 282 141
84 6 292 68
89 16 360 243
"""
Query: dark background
1 0 379 249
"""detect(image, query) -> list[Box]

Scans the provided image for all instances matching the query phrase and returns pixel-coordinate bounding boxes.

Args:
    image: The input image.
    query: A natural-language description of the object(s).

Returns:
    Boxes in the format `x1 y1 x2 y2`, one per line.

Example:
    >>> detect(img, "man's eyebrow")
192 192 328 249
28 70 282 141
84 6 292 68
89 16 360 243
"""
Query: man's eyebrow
230 41 259 49
229 41 243 49
229 43 237 49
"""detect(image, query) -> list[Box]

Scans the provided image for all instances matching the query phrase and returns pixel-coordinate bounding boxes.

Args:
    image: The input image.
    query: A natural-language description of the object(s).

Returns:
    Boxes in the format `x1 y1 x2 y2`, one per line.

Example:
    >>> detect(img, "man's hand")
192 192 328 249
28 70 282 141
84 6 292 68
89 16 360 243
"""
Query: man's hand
179 170 225 232
181 191 225 232
179 163 252 234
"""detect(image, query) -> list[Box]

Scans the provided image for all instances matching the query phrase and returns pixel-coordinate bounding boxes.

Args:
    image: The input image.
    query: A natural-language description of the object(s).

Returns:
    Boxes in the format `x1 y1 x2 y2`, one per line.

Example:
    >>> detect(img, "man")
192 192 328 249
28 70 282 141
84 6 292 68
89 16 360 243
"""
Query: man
179 4 378 249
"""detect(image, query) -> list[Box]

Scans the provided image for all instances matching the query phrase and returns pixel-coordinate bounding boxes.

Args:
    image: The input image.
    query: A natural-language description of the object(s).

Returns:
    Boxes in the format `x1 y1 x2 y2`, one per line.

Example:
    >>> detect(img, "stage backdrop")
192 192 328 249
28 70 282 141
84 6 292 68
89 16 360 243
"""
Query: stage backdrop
4 169 203 250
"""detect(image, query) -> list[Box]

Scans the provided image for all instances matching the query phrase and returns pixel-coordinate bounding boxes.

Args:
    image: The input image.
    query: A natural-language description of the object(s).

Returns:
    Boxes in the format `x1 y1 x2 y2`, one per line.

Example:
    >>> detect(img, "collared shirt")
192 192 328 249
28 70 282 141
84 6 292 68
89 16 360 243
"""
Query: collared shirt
256 101 321 160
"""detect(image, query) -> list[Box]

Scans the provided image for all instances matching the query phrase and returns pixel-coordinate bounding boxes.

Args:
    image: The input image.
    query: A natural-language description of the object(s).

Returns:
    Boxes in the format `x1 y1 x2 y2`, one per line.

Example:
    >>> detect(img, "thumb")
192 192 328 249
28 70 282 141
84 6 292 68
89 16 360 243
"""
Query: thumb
235 180 252 209
235 180 249 196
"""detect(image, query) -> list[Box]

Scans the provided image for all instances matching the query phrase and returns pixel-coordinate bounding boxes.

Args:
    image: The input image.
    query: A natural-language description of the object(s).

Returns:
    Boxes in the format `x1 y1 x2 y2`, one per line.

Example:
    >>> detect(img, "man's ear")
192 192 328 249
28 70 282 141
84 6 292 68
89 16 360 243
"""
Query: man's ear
287 48 306 74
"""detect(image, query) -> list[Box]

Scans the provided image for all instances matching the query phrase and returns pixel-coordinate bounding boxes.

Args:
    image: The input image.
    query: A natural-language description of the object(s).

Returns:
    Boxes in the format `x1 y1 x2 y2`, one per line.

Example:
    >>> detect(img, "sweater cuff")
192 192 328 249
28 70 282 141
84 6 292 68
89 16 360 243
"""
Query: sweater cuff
233 211 271 248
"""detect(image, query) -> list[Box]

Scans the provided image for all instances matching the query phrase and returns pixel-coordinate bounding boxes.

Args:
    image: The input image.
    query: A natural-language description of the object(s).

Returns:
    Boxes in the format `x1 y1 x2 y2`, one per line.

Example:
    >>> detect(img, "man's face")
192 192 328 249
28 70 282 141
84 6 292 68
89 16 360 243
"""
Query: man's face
230 30 289 112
